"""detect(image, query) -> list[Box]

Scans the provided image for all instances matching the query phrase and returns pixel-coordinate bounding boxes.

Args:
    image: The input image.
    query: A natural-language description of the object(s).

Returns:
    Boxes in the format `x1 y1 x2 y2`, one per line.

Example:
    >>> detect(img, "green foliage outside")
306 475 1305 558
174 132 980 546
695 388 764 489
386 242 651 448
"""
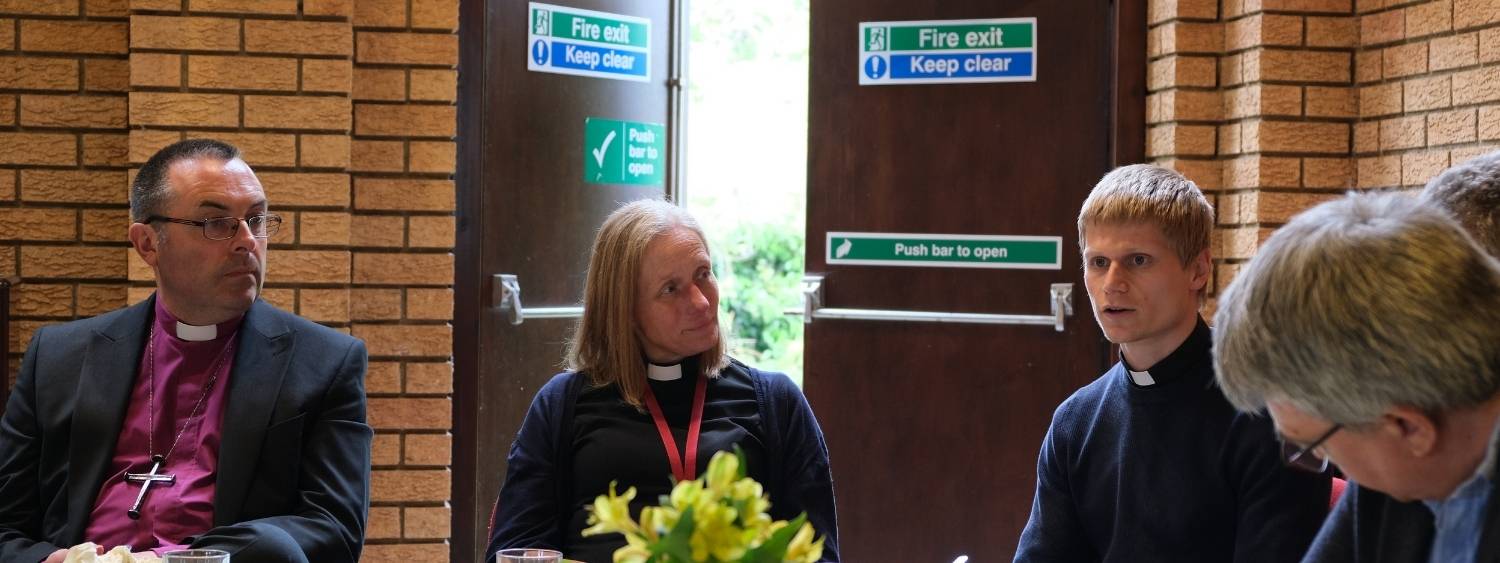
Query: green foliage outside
712 220 804 384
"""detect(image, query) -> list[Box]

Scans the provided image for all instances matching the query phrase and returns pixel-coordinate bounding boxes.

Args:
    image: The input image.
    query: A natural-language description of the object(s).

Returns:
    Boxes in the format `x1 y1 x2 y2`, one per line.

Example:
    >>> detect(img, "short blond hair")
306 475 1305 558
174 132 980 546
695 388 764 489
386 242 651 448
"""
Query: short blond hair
567 199 727 408
1077 164 1214 267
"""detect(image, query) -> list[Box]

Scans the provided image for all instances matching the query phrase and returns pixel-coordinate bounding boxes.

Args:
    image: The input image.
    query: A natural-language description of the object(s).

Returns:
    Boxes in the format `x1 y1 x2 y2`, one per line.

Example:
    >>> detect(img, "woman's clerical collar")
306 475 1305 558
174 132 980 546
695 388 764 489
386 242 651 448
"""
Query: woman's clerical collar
647 362 684 381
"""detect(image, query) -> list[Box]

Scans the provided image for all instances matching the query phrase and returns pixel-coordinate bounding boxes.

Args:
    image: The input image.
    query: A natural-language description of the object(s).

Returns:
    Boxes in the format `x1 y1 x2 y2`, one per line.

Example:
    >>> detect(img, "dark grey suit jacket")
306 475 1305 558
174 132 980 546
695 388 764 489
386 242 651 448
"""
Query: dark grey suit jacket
0 297 372 563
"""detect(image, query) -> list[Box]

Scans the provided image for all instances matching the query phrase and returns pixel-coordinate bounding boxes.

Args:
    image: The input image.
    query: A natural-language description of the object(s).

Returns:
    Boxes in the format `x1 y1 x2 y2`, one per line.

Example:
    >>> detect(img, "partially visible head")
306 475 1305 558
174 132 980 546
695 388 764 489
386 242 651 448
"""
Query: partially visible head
1214 192 1500 500
1078 164 1213 368
127 139 269 325
1420 150 1500 256
568 199 726 406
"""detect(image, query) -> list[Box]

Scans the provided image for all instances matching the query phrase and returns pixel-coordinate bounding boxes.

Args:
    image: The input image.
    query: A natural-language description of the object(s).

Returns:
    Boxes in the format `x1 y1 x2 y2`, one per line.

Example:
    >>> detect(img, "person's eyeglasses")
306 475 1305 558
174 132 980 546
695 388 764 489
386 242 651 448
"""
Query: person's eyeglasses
142 214 283 241
1282 423 1342 473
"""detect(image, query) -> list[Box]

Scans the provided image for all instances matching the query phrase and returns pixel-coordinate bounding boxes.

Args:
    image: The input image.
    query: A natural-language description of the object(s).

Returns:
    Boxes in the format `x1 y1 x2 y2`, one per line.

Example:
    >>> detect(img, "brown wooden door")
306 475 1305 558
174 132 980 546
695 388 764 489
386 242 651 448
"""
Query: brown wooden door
453 1 680 561
805 1 1142 561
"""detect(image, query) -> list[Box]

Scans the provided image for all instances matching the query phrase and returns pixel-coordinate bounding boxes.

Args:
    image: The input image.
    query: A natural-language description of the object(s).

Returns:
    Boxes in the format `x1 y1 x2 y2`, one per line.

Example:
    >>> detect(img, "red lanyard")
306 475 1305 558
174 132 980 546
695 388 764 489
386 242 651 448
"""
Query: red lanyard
641 373 708 482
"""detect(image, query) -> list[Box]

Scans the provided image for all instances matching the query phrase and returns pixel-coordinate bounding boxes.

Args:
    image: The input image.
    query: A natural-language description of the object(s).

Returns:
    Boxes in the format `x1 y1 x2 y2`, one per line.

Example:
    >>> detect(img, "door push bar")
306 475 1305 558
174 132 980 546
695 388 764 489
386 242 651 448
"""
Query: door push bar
797 274 1075 332
493 274 585 326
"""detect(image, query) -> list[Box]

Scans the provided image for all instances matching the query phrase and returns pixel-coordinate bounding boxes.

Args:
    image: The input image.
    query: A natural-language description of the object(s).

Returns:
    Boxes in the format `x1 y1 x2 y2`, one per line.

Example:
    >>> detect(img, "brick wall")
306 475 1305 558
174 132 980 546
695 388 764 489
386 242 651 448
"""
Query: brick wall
1146 0 1500 310
1 0 458 560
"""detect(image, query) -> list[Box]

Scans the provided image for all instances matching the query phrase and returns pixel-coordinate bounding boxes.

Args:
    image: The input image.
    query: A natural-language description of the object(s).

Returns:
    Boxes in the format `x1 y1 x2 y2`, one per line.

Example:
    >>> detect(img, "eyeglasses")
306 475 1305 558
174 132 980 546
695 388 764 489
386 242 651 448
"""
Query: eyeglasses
1282 423 1342 473
142 214 283 240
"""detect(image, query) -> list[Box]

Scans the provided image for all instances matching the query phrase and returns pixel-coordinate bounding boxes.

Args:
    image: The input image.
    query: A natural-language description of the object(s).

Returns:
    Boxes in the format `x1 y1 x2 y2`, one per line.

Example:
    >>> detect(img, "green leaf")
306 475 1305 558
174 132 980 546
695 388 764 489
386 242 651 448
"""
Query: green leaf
652 505 696 563
741 513 807 563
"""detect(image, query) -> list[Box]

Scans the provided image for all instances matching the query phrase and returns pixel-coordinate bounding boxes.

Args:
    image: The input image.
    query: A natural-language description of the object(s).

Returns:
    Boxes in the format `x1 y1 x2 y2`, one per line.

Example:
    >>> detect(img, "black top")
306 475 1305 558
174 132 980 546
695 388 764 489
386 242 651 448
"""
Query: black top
1014 318 1331 563
565 358 768 562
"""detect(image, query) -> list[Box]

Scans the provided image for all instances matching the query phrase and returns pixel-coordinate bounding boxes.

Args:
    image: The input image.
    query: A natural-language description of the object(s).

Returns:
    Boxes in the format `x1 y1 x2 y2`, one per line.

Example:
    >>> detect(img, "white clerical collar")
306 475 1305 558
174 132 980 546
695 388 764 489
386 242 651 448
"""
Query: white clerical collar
175 320 218 342
647 362 684 381
1128 369 1156 386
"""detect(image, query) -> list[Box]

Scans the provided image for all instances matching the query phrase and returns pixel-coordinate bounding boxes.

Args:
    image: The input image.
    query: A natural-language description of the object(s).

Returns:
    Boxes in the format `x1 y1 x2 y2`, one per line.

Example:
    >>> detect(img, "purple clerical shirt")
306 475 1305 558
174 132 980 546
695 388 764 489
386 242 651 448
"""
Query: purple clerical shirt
83 300 241 553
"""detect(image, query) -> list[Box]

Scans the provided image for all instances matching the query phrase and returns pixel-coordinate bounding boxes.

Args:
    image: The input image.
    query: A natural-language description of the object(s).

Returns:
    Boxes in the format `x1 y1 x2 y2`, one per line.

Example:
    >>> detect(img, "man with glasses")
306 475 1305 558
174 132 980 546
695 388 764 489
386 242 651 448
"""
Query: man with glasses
1215 192 1500 563
0 139 372 563
1014 164 1330 563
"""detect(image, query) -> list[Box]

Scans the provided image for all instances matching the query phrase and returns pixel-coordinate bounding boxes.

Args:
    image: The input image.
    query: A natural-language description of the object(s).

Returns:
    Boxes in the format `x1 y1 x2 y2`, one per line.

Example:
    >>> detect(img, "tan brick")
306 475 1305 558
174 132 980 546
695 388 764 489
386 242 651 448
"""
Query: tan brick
355 103 456 137
188 0 298 14
189 55 298 91
1219 123 1243 156
1453 66 1500 104
9 320 48 355
371 434 400 466
1219 226 1269 259
1455 0 1500 29
21 246 124 279
0 245 13 276
1428 107 1477 145
362 545 437 562
352 68 406 101
351 140 404 171
82 209 128 242
1221 52 1246 87
84 59 128 92
131 0 182 9
1450 143 1500 165
406 287 452 319
406 212 457 247
130 53 182 88
20 21 126 54
258 172 350 207
130 16 239 52
355 178 455 211
245 20 352 56
1261 0 1352 11
298 287 349 323
11 283 72 317
305 0 355 17
299 211 350 245
1257 49 1349 82
0 209 75 241
129 130 185 164
366 506 400 540
356 32 458 66
0 19 12 51
126 287 154 305
186 131 297 168
83 134 128 166
85 0 128 16
1307 86 1354 117
19 170 125 204
1256 192 1338 223
1148 123 1217 157
1356 49 1383 83
1304 157 1355 188
0 170 12 201
242 96 350 131
129 92 240 128
269 249 351 284
408 141 454 174
370 397 450 430
351 288 402 320
403 433 450 466
77 284 126 316
301 59 351 93
0 56 80 90
1307 16 1357 47
409 69 456 102
1406 0 1454 38
365 361 401 393
1481 106 1500 140
354 324 451 357
1228 15 1303 52
0 0 78 15
128 250 153 281
0 96 11 127
411 0 458 30
405 361 451 393
1402 149 1450 185
1381 115 1427 150
369 469 448 502
1222 155 1302 189
1404 75 1451 111
1431 32 1479 70
1383 42 1430 77
1484 27 1500 62
351 214 405 248
1149 55 1218 90
1362 9 1405 45
1247 120 1349 153
353 252 452 285
18 96 126 129
404 505 450 538
300 134 350 168
0 133 75 166
355 0 407 27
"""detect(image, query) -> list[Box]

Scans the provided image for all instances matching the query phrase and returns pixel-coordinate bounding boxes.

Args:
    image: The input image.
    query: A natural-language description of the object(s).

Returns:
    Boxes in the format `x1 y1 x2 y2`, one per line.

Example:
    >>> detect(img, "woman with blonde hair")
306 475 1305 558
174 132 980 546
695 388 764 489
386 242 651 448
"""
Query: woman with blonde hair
485 200 839 562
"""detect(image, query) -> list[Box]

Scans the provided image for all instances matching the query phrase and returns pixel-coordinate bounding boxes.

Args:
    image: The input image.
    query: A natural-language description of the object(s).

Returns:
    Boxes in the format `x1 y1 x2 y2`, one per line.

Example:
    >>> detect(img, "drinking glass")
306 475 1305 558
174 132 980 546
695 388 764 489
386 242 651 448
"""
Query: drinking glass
495 548 563 563
162 549 230 563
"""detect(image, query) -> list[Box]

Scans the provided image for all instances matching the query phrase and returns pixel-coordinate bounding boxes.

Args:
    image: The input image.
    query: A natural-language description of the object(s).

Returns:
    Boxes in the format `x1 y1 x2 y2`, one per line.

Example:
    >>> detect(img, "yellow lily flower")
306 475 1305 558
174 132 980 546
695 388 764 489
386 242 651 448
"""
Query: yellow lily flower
785 521 825 563
582 482 640 537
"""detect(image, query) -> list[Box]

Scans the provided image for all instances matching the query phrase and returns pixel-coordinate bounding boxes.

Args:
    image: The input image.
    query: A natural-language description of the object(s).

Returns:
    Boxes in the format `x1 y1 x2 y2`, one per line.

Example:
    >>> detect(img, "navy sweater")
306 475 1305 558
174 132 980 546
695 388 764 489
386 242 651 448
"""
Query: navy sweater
1014 320 1330 563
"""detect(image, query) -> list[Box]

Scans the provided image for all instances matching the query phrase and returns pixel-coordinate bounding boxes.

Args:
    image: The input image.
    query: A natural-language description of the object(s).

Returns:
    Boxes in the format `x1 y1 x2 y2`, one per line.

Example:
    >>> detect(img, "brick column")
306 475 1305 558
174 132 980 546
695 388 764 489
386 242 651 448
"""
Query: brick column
1 0 131 385
349 0 458 560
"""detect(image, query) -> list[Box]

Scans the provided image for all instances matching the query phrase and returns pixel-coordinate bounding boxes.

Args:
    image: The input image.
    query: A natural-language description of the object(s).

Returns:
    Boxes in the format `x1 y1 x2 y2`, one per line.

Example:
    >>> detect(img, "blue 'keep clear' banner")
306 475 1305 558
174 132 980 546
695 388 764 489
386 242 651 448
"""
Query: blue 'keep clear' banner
890 52 1033 79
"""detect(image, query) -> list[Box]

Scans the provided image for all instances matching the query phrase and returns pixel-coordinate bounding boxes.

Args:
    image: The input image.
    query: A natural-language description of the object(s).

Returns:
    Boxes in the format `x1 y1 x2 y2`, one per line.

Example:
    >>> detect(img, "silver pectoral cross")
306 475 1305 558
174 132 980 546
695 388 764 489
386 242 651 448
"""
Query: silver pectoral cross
125 454 175 520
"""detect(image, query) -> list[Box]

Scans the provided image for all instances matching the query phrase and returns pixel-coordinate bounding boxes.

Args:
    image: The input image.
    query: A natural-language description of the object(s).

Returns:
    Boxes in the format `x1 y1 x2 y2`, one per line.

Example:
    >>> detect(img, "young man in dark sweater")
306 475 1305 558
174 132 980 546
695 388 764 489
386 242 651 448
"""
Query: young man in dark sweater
1013 164 1331 563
